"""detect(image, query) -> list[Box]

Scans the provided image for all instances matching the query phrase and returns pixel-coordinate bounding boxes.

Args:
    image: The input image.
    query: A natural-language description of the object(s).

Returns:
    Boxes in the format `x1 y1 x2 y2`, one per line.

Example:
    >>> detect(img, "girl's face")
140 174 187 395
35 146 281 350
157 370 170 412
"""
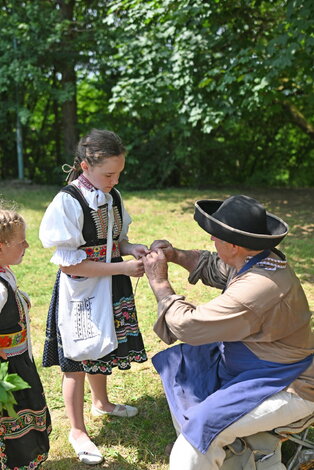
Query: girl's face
81 154 125 193
0 226 29 267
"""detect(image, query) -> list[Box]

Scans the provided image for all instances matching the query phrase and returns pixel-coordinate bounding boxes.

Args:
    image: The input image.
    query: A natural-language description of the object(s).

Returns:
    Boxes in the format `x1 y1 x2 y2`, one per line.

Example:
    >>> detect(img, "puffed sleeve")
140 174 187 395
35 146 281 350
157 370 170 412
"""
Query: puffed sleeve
39 192 87 266
116 190 132 242
0 283 8 313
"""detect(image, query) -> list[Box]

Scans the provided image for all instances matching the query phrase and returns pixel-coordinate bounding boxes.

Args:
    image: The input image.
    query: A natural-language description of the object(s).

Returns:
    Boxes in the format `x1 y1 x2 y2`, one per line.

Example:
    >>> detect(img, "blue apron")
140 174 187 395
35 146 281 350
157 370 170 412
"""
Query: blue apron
152 342 312 454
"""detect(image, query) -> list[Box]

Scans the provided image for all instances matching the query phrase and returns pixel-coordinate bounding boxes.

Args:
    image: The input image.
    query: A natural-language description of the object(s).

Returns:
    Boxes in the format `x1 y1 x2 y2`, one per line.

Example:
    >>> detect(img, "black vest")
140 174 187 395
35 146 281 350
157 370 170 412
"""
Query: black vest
61 185 123 248
0 277 21 334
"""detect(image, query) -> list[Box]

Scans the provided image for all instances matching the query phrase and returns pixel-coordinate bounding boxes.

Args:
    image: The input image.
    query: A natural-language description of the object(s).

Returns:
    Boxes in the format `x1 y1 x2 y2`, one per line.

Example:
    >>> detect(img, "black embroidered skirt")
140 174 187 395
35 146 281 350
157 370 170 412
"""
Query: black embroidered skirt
43 268 147 374
0 352 51 468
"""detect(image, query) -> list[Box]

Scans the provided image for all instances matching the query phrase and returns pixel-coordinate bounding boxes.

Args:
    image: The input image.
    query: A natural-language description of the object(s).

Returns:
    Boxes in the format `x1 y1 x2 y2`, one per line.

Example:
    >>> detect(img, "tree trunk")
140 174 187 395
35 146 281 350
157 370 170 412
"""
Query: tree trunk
61 66 78 162
58 0 78 162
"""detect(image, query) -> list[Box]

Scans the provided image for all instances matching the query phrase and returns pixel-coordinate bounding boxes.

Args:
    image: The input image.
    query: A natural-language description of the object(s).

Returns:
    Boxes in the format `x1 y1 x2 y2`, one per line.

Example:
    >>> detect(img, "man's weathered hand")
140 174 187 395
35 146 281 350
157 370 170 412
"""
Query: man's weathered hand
150 239 175 262
143 248 168 282
143 249 175 301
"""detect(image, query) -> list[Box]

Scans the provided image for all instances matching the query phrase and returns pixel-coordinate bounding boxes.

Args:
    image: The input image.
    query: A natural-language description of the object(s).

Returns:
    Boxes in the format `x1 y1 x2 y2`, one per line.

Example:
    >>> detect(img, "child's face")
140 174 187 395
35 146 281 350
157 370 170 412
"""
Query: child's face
81 154 125 193
0 225 29 266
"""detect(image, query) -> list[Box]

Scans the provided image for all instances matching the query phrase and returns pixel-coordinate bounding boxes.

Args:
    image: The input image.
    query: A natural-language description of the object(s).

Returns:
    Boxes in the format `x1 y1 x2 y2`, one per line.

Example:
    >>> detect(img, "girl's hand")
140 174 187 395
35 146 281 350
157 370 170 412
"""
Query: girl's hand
123 259 145 277
130 244 150 260
0 350 7 360
150 239 175 262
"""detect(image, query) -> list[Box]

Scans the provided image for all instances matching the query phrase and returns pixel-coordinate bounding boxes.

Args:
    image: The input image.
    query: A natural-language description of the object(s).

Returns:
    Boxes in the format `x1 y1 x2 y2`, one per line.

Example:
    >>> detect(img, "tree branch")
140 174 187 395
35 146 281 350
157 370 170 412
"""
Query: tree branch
282 100 314 139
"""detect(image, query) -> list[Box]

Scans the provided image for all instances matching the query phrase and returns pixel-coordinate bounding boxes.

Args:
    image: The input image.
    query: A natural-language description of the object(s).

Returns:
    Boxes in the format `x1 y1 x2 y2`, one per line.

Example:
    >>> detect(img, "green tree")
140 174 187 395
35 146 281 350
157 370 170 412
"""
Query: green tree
0 0 112 180
0 0 313 187
104 0 314 187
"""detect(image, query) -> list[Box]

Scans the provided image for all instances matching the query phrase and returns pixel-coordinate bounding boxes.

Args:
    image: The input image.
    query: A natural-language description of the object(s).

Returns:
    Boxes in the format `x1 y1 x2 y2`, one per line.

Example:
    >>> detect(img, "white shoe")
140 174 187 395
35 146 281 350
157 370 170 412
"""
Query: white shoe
91 403 138 418
69 432 103 465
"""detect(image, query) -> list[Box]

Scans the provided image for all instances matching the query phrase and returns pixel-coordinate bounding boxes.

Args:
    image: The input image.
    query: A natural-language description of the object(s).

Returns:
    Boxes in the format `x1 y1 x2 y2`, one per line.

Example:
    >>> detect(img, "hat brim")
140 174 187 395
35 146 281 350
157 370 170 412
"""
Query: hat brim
194 200 289 250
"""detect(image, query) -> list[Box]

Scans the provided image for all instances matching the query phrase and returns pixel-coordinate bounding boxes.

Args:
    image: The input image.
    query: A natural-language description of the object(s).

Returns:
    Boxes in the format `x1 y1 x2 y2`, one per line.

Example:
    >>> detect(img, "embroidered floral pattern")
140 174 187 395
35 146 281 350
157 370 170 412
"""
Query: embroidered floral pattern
0 280 29 357
0 406 50 440
82 243 120 261
0 438 48 469
112 206 122 239
80 291 147 374
91 206 109 240
81 350 147 374
15 290 27 324
0 329 27 348
113 296 140 341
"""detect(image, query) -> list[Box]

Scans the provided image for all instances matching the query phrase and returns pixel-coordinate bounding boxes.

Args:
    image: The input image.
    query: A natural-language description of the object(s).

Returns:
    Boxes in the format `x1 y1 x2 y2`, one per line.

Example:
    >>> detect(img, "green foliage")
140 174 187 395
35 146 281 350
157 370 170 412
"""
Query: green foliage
0 361 31 418
103 0 314 188
0 0 313 188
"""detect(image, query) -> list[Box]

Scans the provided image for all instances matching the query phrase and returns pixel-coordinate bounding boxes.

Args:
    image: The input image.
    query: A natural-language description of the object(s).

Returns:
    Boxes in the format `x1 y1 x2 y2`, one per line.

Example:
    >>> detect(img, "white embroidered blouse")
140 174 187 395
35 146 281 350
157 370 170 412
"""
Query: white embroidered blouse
39 180 131 266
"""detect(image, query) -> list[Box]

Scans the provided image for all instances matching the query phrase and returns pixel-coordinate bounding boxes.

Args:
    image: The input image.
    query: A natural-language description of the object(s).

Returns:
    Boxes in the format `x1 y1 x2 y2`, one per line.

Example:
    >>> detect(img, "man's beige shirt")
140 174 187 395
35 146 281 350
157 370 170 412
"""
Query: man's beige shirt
154 251 314 402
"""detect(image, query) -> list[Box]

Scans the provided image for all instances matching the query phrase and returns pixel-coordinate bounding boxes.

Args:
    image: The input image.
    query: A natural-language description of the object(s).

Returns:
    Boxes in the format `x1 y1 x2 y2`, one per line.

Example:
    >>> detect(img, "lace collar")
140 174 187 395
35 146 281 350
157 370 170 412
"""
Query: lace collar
73 174 113 211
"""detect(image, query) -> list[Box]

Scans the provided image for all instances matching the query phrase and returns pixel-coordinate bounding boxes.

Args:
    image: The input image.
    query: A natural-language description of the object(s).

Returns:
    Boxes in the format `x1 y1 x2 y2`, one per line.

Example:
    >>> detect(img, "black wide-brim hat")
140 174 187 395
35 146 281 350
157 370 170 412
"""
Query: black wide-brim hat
194 195 289 250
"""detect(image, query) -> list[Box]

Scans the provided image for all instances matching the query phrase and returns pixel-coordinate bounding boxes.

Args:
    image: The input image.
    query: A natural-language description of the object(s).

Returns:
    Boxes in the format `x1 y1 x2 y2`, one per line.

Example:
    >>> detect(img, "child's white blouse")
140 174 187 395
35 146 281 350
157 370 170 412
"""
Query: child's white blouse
39 182 132 266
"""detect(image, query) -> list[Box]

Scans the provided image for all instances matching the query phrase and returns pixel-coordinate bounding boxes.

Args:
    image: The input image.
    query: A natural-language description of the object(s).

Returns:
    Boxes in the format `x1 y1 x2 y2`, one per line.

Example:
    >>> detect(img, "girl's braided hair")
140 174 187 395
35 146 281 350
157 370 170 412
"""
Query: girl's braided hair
0 206 25 244
65 129 126 183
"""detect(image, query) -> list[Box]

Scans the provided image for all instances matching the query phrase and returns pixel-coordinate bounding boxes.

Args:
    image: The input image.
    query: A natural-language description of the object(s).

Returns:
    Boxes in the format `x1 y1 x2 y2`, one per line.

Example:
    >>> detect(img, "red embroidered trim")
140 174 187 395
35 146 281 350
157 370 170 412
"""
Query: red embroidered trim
0 329 27 348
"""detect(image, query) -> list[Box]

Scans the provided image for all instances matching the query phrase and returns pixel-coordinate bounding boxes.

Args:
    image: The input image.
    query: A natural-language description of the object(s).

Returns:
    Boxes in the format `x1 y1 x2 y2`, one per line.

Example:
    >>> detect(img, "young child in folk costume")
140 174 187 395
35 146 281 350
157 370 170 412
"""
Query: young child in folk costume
0 207 51 469
39 129 148 465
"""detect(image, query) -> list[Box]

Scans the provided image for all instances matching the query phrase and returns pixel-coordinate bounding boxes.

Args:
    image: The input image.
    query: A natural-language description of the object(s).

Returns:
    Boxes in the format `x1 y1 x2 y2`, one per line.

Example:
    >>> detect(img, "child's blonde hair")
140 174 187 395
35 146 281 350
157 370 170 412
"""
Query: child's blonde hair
0 208 25 244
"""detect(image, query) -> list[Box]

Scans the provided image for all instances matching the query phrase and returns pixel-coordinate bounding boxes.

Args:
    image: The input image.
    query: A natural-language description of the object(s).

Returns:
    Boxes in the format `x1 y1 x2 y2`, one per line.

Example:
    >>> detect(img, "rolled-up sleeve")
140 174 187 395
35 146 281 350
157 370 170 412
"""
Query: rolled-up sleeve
188 250 233 289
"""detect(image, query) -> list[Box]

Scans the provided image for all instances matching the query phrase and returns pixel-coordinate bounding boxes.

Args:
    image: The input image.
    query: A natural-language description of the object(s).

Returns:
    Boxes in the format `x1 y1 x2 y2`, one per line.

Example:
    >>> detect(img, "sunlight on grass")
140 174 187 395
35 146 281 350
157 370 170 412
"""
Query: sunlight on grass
1 183 313 469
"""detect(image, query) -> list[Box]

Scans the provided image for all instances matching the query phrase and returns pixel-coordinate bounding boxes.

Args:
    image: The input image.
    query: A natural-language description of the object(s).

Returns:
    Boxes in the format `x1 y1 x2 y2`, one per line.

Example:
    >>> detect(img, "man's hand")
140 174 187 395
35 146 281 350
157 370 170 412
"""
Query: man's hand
150 239 175 262
143 249 175 301
143 248 168 282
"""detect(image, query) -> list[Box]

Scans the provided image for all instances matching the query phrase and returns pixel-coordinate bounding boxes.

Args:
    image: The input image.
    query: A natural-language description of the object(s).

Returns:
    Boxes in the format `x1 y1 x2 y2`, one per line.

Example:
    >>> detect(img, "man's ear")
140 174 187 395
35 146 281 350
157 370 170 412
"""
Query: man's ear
232 244 242 256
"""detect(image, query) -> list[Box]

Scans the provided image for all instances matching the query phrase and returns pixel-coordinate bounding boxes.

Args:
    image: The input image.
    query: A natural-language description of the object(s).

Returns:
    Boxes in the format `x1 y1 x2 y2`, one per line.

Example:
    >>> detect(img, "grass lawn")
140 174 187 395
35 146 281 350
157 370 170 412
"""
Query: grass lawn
1 182 313 469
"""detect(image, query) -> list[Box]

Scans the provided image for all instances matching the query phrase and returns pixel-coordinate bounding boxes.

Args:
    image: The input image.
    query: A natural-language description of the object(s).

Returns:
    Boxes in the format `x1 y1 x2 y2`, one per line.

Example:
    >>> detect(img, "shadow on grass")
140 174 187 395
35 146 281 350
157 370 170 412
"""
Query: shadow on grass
43 457 154 470
44 394 175 470
93 394 175 466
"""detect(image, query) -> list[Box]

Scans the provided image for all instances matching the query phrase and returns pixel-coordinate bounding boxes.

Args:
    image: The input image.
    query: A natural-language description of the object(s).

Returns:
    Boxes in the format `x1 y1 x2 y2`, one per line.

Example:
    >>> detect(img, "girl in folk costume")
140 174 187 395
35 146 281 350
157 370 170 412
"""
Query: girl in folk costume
0 207 51 469
39 129 148 465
